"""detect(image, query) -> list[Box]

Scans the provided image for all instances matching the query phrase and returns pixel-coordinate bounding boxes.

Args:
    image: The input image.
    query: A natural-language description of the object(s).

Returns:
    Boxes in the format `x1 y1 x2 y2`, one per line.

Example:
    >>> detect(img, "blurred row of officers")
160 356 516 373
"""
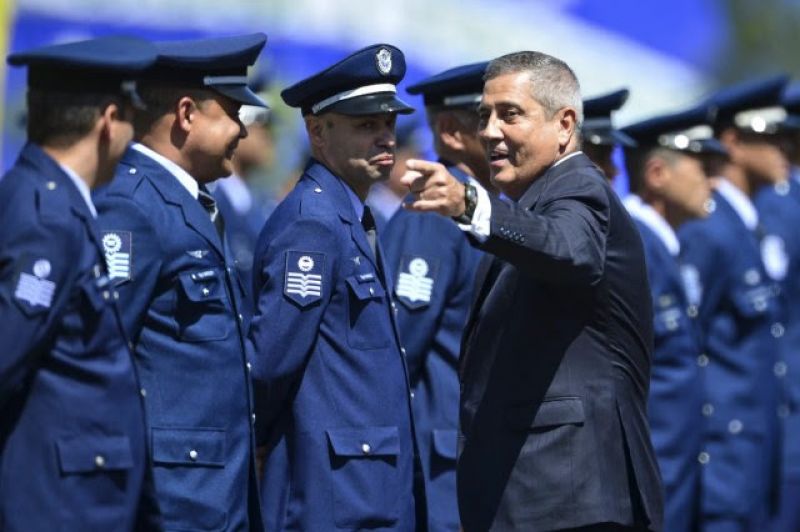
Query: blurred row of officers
2 30 800 532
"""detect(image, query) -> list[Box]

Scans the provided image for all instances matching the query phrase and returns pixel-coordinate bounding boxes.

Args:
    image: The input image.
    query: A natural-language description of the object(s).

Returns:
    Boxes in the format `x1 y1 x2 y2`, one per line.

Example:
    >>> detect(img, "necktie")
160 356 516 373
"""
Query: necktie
198 186 225 240
362 205 378 259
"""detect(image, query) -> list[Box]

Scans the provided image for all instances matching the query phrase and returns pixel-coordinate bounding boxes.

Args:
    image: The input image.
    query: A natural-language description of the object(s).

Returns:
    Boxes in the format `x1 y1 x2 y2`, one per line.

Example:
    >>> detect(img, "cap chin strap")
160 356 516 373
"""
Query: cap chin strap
312 83 396 114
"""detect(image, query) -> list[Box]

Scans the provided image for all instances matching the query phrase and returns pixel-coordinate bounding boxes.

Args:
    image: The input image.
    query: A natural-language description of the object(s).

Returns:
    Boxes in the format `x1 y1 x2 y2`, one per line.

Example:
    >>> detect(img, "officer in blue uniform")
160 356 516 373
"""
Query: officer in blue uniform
581 88 636 180
249 44 425 531
0 36 157 531
94 34 268 531
364 61 489 531
621 103 723 532
678 76 789 532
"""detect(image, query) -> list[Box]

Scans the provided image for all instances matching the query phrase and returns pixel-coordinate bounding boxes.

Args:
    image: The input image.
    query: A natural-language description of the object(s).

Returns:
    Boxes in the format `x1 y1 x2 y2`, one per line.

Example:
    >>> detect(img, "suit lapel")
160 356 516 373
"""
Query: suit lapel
124 149 225 259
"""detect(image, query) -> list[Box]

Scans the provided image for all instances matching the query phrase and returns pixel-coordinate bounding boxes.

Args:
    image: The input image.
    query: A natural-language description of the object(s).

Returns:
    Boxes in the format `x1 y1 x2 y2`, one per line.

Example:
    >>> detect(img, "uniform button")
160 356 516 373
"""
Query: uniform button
410 391 415 399
46 181 57 190
94 455 106 468
201 287 210 297
128 167 137 174
246 362 252 372
238 313 244 322
140 388 147 398
775 361 788 377
102 290 110 300
189 449 198 461
728 419 743 434
401 347 407 356
778 405 790 418
771 323 785 338
702 403 714 416
698 452 710 465
113 291 120 300
687 305 698 318
391 302 397 310
251 413 256 424
754 299 767 312
314 187 322 193
361 443 371 455
369 287 375 296
697 354 709 367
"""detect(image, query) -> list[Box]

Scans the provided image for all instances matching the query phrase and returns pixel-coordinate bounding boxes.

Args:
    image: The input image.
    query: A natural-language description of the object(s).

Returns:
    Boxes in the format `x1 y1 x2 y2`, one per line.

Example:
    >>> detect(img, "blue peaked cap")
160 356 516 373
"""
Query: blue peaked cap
406 61 488 108
281 44 414 116
7 35 158 94
582 88 636 148
622 101 726 156
707 74 789 134
146 33 268 107
780 82 800 130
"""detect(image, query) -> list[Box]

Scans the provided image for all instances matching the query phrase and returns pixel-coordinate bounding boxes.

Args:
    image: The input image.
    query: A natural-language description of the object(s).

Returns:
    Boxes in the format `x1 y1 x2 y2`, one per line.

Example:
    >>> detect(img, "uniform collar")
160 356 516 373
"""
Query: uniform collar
57 161 97 218
714 177 758 230
338 177 365 222
131 142 199 200
623 194 680 256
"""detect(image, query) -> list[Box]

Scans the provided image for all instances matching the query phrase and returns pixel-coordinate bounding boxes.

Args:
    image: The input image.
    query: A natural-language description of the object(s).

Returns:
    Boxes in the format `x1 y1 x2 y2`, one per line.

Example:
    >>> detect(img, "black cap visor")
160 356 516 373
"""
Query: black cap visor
323 92 414 116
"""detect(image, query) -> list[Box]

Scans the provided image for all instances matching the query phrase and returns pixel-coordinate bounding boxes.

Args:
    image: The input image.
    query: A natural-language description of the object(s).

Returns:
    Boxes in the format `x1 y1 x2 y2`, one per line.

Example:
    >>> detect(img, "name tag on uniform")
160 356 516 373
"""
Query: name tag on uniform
284 251 325 307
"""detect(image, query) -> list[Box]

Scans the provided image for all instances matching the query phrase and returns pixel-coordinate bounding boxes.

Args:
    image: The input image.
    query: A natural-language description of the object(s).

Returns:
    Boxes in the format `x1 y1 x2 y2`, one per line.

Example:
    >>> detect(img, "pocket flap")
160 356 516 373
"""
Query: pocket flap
151 427 226 466
345 275 385 301
431 429 458 460
56 435 133 473
179 269 225 302
326 426 400 457
506 397 586 429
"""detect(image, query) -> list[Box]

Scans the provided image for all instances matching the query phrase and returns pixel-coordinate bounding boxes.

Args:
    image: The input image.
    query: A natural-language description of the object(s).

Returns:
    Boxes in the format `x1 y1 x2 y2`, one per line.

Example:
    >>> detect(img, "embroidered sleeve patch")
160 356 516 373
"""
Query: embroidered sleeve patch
102 231 132 283
395 255 438 309
284 251 325 307
13 256 57 315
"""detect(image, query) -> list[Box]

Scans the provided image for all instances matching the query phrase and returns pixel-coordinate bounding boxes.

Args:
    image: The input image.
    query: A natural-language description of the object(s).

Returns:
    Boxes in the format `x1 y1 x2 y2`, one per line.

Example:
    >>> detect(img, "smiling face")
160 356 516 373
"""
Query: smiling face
309 112 397 198
478 71 578 199
185 94 247 184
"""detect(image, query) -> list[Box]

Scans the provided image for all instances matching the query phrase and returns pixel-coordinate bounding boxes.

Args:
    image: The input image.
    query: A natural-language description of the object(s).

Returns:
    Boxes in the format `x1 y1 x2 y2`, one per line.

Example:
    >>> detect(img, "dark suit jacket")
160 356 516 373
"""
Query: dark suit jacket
458 153 664 531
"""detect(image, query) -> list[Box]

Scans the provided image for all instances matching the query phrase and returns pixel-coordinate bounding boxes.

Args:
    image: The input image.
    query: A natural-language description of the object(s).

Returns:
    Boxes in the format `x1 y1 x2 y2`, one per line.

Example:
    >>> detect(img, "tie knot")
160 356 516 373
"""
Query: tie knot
361 205 376 232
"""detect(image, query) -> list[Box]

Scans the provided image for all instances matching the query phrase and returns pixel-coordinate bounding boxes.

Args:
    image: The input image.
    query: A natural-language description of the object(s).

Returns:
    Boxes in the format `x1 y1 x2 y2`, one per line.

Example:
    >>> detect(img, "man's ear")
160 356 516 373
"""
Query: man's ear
176 96 198 133
437 112 466 151
97 102 120 140
557 107 578 148
305 115 325 148
643 155 669 191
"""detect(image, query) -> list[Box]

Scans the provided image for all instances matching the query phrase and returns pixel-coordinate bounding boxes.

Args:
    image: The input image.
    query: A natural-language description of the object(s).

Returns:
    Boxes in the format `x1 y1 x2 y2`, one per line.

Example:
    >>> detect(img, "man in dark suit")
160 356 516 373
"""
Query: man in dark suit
402 51 664 531
0 36 156 531
95 34 268 531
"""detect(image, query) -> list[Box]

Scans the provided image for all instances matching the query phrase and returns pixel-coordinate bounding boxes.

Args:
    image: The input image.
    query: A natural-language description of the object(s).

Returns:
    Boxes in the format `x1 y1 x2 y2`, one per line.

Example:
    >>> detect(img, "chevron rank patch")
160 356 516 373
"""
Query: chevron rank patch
102 231 132 283
14 256 57 315
284 251 324 307
395 255 438 309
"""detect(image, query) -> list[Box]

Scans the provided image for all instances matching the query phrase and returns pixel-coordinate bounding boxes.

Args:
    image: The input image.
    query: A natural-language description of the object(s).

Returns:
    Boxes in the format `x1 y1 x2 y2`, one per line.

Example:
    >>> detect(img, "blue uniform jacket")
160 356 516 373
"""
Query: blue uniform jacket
249 160 423 531
631 218 703 532
95 147 263 532
213 181 271 316
678 189 782 519
0 144 146 531
378 165 481 531
754 182 800 479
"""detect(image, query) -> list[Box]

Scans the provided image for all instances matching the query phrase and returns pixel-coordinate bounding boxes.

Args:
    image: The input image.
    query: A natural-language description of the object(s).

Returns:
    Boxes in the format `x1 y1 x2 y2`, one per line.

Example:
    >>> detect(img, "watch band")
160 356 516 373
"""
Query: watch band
454 182 477 224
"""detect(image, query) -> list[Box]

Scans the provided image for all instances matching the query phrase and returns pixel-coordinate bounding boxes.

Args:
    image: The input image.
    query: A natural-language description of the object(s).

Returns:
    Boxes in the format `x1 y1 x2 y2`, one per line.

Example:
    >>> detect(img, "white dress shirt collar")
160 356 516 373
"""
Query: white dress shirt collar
622 194 680 256
714 177 758 230
131 142 199 200
58 162 97 218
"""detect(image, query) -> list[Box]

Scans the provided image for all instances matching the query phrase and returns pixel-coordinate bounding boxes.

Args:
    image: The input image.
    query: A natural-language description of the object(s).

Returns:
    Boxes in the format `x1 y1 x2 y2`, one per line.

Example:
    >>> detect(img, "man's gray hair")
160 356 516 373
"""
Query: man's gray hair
485 51 583 128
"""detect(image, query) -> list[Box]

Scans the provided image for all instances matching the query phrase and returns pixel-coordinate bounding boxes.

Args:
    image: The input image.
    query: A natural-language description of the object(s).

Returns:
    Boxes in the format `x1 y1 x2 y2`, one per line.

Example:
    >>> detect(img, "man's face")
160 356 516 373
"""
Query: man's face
660 153 711 220
730 130 789 185
187 94 246 183
316 112 397 188
478 71 567 199
583 143 617 180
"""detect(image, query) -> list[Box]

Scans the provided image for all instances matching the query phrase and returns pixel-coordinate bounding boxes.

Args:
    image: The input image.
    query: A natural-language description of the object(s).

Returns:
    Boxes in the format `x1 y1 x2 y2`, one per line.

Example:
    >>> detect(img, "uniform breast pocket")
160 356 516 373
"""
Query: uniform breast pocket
326 426 401 528
653 305 686 339
177 269 233 343
345 275 390 350
731 283 773 321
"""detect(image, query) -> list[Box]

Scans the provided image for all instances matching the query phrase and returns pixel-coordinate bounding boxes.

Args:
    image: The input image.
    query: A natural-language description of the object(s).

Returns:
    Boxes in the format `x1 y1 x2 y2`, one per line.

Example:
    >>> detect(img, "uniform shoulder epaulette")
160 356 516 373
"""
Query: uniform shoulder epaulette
106 162 146 198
